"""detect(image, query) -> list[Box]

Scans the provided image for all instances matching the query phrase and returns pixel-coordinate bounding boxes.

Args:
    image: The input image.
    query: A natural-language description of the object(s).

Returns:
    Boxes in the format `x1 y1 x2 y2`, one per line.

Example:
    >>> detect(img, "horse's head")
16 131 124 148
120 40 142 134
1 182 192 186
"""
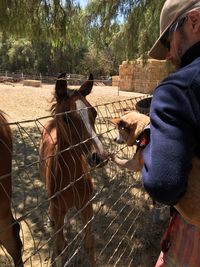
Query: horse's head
52 73 108 167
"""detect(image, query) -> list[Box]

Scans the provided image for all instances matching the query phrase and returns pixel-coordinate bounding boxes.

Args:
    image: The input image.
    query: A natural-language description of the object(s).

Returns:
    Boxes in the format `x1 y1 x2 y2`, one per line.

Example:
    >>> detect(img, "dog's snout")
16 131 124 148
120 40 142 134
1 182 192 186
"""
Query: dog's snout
114 135 125 144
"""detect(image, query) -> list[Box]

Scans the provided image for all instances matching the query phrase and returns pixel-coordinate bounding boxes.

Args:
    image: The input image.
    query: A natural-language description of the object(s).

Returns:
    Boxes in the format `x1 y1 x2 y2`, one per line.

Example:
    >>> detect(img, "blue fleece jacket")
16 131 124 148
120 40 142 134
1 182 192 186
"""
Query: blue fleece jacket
142 42 200 206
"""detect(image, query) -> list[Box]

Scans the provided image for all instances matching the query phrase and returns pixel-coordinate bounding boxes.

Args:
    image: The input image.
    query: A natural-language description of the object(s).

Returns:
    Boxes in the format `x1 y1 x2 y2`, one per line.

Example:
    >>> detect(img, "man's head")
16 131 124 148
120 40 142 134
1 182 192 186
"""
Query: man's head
149 0 200 63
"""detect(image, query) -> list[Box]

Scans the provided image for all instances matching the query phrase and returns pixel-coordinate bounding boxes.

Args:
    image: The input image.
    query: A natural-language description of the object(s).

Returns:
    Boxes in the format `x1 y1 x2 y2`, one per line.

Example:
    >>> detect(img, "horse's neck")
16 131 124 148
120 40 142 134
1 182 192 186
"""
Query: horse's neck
56 134 86 179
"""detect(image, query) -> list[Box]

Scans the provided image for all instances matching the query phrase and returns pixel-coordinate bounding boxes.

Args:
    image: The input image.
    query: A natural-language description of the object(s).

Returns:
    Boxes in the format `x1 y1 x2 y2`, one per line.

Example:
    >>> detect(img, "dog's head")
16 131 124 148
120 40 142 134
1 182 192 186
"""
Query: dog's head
111 111 150 146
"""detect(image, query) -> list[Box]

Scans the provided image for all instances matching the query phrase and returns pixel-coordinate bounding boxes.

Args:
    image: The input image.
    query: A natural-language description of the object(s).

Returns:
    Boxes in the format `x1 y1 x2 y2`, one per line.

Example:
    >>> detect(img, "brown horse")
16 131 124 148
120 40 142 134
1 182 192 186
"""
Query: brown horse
39 73 107 266
0 112 23 266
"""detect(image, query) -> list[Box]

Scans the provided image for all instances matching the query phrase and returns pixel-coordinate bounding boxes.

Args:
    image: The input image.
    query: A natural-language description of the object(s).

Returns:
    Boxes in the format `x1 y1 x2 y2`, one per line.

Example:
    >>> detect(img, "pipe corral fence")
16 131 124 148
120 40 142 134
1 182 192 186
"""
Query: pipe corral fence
0 72 113 86
0 93 169 267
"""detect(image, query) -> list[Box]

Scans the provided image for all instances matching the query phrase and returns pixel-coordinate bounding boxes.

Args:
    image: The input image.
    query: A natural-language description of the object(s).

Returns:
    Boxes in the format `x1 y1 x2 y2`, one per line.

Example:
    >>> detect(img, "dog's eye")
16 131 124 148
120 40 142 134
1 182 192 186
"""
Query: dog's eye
119 125 125 130
119 125 132 134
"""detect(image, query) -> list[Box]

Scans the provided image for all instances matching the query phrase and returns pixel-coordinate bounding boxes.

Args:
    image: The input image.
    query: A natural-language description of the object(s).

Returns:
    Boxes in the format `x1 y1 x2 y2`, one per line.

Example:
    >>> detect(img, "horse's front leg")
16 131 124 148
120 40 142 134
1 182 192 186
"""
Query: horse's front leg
80 202 95 267
0 211 23 267
49 201 66 267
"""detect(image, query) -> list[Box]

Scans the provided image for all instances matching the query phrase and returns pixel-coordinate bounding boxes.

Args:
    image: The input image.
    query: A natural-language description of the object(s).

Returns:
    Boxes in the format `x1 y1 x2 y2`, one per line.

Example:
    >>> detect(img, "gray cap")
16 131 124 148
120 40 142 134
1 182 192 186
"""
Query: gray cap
149 0 200 60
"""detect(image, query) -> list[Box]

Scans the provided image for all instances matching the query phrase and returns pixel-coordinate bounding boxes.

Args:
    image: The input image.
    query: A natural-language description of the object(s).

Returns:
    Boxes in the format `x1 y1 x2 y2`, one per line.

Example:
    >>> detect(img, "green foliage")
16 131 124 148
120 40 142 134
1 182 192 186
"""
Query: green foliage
85 0 165 61
8 39 35 72
0 0 165 76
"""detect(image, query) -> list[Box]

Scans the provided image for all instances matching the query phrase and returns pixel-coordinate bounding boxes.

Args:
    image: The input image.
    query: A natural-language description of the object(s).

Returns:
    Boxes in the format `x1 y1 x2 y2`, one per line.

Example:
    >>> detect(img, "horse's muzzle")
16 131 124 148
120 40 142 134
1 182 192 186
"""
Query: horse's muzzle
87 152 108 168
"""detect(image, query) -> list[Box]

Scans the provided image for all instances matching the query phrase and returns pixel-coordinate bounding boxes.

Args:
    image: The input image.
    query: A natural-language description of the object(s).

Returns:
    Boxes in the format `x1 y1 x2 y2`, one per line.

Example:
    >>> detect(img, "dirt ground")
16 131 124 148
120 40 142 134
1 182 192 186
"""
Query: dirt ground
0 81 169 267
0 82 144 122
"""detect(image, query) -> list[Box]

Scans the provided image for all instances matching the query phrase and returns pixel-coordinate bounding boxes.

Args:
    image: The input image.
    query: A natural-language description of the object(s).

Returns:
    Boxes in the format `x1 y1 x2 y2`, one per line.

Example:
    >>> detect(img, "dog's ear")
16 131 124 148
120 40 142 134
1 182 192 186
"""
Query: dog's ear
111 118 121 125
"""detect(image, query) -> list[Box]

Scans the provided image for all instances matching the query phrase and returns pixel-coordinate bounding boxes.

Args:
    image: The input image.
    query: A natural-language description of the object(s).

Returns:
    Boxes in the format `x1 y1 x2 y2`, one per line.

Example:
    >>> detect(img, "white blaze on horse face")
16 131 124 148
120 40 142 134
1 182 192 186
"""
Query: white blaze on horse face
75 99 104 154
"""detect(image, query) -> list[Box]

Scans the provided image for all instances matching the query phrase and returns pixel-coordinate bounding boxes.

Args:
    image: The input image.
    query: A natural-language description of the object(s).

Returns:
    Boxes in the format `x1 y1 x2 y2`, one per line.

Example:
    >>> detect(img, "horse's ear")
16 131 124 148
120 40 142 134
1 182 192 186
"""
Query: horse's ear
79 74 94 97
55 73 67 99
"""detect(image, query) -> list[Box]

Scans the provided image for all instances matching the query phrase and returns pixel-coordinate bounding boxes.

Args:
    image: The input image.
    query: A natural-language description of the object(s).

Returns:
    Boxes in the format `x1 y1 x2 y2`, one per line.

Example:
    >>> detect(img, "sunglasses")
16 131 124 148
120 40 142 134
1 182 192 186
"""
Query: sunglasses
161 16 187 50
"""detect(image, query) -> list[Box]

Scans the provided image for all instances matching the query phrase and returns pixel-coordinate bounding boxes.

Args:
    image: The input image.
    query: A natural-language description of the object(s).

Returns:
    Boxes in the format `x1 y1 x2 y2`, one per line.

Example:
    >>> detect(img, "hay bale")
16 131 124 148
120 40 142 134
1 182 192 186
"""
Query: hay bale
112 76 119 86
23 80 41 87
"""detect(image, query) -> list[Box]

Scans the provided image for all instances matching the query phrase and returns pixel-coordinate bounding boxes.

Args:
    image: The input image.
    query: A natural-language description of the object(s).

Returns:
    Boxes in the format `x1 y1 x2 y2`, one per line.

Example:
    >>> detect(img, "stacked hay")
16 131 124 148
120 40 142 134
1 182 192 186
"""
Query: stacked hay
112 76 119 86
23 80 41 87
119 59 172 94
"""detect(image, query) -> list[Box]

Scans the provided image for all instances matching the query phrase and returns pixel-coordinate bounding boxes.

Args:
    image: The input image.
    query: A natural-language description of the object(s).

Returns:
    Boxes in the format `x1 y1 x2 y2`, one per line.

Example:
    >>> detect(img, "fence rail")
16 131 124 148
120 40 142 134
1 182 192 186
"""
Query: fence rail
0 71 113 86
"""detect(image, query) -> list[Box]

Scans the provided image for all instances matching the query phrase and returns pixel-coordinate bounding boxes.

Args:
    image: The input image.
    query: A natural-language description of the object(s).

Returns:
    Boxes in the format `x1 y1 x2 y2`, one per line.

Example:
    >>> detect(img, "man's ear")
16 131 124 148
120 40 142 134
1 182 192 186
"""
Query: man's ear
188 10 200 33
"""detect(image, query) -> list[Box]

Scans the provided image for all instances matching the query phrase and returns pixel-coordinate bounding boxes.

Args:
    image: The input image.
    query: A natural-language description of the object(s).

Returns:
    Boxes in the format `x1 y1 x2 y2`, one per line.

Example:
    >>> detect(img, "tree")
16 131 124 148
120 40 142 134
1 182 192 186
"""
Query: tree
0 0 165 75
85 0 165 60
8 39 35 72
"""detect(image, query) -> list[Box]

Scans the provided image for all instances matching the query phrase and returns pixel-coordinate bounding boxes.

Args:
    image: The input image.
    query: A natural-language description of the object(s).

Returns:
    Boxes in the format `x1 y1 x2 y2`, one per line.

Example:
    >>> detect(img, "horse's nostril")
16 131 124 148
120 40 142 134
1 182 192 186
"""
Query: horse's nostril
87 152 108 168
91 153 101 165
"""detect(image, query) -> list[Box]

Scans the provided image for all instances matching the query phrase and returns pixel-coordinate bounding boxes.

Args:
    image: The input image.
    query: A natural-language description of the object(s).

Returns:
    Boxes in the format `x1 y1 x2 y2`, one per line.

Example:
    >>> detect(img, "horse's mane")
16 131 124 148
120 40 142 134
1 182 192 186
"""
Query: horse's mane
0 110 12 144
0 110 9 124
0 109 7 117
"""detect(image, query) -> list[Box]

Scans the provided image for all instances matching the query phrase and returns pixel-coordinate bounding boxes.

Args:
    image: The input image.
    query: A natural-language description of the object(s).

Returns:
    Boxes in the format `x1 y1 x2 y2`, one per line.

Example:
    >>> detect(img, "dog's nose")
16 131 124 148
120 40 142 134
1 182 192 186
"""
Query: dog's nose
114 136 125 144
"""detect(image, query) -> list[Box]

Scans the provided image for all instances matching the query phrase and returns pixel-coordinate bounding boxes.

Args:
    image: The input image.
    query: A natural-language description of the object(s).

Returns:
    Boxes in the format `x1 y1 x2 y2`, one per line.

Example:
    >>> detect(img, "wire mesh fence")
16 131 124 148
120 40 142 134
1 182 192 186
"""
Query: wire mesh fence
0 96 169 267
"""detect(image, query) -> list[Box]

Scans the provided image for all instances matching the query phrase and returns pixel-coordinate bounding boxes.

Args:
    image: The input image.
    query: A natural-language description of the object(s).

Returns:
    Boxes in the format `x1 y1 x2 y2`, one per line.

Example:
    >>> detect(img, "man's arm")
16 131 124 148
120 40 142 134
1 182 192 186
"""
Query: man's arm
142 82 197 205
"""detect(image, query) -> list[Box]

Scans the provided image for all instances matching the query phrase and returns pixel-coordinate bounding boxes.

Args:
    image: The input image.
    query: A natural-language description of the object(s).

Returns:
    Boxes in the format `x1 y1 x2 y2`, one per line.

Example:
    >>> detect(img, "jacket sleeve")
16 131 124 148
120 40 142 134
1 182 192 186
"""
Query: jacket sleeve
142 83 197 206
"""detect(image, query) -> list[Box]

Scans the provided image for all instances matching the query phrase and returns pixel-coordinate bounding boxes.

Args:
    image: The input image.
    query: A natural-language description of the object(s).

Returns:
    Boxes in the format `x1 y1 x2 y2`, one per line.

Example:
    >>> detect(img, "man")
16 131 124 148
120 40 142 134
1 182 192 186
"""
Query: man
141 0 200 266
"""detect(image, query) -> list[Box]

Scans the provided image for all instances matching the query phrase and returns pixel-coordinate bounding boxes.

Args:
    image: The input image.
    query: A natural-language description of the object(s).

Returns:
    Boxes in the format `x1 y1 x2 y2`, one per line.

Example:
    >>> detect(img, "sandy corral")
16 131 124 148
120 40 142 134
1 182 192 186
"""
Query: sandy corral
0 82 144 122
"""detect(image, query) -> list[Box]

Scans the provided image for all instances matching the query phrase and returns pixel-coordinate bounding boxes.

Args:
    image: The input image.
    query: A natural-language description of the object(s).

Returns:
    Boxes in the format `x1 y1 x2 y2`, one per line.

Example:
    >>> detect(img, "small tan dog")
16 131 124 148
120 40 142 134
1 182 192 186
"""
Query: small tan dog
111 110 165 223
111 110 150 171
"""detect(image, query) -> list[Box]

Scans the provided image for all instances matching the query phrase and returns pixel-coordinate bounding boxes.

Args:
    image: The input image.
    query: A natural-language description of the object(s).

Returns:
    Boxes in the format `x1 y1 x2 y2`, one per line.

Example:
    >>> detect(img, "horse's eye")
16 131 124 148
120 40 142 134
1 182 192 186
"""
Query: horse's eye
92 108 97 118
90 107 97 121
63 113 70 124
